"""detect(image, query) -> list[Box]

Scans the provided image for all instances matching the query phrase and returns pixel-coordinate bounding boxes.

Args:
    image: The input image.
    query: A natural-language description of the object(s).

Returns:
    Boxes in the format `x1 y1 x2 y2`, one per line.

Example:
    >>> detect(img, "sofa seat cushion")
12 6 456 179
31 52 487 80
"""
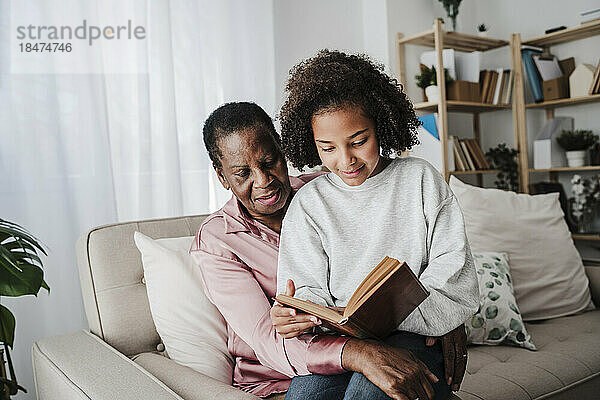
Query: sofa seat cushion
458 309 600 400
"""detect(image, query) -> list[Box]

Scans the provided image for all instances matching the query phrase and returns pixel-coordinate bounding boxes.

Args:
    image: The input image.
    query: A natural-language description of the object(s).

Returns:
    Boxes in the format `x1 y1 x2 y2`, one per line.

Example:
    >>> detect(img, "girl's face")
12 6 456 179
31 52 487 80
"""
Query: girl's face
312 105 385 186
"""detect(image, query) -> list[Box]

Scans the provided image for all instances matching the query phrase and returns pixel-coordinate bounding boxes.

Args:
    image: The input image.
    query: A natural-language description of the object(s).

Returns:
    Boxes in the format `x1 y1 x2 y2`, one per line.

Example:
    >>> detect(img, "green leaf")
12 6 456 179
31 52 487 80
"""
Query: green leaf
487 291 500 301
509 318 523 331
471 315 484 328
0 304 16 348
509 303 520 314
0 220 47 256
485 305 498 319
0 258 44 296
41 279 50 293
487 327 506 340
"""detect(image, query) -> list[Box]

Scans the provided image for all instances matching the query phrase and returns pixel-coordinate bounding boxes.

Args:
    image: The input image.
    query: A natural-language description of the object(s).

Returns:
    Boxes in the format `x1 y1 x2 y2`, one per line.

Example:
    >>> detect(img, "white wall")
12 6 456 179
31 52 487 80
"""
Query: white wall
273 0 366 108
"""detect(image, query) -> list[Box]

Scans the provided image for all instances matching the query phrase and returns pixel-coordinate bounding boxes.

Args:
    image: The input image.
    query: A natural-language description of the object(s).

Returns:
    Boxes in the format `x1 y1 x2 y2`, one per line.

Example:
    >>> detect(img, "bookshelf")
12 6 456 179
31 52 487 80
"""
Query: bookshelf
400 20 600 192
397 20 513 187
514 21 600 193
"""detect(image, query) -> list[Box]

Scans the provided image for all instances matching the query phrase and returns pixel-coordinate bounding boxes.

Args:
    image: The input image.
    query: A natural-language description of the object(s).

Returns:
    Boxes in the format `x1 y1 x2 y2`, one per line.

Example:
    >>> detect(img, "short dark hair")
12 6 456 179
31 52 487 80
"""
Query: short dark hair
278 49 421 170
203 102 280 168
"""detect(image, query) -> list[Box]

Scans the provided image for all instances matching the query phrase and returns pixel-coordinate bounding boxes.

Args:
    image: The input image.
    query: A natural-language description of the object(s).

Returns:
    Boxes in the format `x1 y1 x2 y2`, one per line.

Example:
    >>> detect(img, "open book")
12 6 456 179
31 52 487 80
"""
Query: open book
275 257 429 339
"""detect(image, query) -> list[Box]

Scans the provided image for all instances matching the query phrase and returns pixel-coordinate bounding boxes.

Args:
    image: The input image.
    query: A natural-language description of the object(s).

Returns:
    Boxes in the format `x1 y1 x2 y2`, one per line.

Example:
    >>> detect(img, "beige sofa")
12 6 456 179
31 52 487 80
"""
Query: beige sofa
33 214 600 400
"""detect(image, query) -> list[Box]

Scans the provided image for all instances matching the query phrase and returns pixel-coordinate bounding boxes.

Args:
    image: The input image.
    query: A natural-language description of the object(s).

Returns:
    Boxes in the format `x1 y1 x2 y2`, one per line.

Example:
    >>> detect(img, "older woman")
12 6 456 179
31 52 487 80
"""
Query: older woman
190 102 467 399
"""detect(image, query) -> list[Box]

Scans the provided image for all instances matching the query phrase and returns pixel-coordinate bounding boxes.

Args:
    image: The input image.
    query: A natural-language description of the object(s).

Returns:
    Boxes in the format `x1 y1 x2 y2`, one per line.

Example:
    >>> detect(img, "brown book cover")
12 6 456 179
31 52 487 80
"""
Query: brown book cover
460 140 476 170
450 136 466 171
468 139 490 169
464 139 483 169
275 257 429 339
486 71 499 103
479 70 491 104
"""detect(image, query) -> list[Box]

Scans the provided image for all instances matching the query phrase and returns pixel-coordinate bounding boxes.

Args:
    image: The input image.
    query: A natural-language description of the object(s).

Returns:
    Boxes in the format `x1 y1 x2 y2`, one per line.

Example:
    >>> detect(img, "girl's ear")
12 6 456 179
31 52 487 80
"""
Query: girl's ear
215 168 231 191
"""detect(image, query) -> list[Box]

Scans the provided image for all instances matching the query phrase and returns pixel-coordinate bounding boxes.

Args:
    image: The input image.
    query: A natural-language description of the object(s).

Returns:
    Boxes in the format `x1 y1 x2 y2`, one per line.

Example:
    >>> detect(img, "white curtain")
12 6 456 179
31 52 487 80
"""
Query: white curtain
0 0 275 398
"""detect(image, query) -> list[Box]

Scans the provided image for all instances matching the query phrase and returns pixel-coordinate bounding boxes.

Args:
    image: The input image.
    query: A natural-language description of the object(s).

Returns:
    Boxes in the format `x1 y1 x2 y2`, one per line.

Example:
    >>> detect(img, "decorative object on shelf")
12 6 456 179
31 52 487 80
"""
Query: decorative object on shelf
544 26 567 34
569 64 595 98
569 174 600 233
533 117 572 169
477 23 488 37
589 59 600 95
0 219 49 398
556 129 598 167
414 64 453 102
438 0 462 31
485 143 519 191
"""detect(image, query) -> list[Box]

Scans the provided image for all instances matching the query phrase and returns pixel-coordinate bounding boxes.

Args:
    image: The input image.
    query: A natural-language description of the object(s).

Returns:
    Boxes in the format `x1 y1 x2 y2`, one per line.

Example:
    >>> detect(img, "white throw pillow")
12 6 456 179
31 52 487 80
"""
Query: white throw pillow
134 232 233 384
449 176 594 321
468 252 535 350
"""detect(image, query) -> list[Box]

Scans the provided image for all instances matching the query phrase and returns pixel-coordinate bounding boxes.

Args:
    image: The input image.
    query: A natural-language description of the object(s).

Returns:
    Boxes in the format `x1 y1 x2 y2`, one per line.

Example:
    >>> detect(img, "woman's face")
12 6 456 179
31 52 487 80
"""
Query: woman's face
312 105 384 186
215 127 292 220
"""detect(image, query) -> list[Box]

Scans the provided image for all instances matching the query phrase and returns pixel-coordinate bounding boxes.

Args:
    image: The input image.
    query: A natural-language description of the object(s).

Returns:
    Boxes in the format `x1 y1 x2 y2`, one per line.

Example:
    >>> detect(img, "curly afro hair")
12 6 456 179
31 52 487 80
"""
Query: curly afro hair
279 49 421 170
203 102 280 169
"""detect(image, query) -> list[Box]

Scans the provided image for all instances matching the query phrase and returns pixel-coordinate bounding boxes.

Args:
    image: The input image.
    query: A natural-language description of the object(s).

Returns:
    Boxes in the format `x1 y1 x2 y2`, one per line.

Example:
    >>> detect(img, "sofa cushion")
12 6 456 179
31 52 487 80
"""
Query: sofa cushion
459 309 600 400
467 252 535 350
134 232 233 384
449 176 594 321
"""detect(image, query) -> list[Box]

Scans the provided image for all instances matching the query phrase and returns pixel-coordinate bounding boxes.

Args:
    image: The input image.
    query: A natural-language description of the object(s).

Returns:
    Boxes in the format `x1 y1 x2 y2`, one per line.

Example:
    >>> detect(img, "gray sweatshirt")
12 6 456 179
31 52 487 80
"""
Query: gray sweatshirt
277 157 479 336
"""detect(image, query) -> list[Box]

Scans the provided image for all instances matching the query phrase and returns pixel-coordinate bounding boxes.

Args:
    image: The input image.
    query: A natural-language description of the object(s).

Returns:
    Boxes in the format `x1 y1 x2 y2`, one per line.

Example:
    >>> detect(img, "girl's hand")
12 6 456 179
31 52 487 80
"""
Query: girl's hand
342 338 439 400
270 279 321 339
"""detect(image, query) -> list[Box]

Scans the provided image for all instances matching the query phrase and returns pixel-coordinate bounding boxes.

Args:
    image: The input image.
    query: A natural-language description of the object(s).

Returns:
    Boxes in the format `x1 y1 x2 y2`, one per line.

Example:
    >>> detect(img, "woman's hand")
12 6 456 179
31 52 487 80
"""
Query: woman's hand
342 338 438 400
425 323 468 392
270 279 321 339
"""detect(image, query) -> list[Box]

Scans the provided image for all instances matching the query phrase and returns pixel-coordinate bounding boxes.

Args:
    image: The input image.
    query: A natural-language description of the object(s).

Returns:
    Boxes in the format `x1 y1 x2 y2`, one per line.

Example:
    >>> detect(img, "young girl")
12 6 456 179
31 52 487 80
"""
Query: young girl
274 50 479 400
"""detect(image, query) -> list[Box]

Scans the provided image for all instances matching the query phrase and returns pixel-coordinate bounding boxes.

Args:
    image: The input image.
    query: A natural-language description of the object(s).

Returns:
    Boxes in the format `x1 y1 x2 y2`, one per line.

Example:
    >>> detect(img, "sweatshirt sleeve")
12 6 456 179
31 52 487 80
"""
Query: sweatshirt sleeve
190 219 349 377
277 199 336 308
398 193 480 336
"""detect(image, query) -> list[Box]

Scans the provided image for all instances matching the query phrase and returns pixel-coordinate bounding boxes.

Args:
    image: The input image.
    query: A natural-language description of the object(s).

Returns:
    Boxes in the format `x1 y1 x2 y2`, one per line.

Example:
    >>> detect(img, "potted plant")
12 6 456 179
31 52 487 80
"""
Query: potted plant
477 23 489 37
0 219 49 398
415 65 453 103
439 0 462 31
485 143 519 191
556 129 598 167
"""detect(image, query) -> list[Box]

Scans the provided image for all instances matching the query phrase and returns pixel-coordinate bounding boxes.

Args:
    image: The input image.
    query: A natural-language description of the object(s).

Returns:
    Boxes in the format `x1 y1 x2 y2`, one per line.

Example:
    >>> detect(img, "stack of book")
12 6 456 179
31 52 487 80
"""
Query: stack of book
589 59 600 95
449 136 491 171
479 69 513 105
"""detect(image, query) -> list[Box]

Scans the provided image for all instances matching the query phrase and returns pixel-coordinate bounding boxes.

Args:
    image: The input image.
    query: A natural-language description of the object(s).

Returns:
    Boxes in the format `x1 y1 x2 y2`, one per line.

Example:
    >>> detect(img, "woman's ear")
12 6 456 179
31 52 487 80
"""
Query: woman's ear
215 168 231 190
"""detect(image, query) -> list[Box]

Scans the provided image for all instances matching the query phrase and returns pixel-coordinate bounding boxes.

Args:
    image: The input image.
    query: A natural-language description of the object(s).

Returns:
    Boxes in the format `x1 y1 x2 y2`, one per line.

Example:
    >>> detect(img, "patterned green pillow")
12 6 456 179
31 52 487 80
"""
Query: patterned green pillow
467 252 536 350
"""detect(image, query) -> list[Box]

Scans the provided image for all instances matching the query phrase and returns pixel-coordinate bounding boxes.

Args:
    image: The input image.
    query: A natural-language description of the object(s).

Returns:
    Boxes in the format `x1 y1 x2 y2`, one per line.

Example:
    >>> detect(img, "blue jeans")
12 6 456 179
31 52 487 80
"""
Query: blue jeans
284 331 451 400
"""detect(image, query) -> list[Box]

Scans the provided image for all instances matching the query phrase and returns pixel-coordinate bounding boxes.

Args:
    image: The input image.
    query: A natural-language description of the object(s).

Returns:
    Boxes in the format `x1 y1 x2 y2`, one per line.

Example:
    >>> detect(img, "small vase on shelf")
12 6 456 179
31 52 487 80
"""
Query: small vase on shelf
425 85 441 103
566 150 587 167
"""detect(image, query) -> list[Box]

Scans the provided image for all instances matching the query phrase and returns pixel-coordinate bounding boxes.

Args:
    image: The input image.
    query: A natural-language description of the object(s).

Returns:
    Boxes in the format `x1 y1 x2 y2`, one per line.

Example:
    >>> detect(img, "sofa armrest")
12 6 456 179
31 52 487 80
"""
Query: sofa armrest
585 266 600 305
132 353 258 400
33 330 184 400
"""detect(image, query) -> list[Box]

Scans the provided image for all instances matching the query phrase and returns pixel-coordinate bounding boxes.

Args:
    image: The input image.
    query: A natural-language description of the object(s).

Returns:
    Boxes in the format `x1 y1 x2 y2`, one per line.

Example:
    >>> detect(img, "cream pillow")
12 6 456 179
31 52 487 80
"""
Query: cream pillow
449 177 594 321
134 232 233 384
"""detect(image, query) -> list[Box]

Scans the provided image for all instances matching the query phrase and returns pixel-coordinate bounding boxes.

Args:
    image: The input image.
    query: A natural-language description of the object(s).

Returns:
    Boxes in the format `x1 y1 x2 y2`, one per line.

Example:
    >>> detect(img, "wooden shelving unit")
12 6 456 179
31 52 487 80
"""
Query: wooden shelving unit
572 233 600 242
413 101 511 113
398 29 508 52
514 22 600 193
525 94 600 109
530 166 600 173
397 21 512 188
450 169 501 176
399 21 599 192
522 19 600 47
